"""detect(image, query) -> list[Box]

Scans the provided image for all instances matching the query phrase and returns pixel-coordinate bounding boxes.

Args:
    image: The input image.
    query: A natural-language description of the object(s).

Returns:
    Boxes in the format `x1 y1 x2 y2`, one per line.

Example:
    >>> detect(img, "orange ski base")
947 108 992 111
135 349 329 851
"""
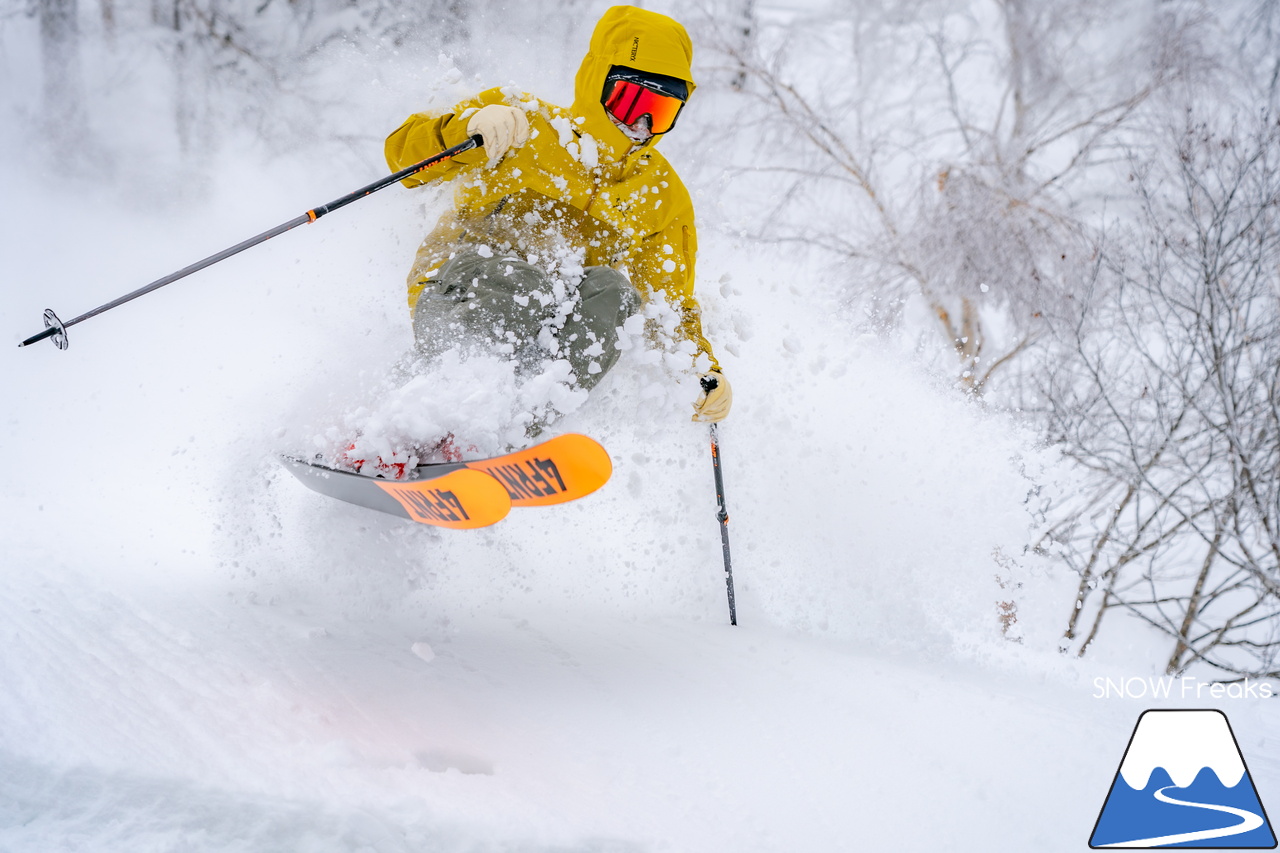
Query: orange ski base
283 433 612 530
464 432 613 508
373 468 512 529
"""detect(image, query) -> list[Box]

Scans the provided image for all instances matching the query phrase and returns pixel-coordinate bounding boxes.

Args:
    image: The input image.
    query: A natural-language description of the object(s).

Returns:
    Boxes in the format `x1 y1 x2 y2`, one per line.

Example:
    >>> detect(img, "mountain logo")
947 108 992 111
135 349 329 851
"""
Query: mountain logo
1090 709 1276 848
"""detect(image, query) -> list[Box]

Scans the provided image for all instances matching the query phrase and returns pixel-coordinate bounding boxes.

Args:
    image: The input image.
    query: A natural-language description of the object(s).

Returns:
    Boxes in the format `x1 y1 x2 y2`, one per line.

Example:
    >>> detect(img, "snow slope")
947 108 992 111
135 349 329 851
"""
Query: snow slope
4 17 1280 853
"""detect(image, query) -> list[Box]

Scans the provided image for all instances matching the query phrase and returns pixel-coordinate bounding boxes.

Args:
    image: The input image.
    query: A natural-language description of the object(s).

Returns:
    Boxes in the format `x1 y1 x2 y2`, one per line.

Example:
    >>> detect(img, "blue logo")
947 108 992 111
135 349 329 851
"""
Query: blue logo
1091 709 1276 848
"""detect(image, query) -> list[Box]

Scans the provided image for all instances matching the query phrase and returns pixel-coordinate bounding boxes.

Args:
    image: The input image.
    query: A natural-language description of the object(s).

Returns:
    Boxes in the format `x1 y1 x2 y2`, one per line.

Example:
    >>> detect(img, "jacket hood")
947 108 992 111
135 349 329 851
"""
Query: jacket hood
571 5 695 161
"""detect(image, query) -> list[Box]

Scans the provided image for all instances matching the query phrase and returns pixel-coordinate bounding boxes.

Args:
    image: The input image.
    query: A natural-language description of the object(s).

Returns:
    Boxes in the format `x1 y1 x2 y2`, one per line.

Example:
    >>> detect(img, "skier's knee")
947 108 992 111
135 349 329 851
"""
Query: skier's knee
579 266 640 323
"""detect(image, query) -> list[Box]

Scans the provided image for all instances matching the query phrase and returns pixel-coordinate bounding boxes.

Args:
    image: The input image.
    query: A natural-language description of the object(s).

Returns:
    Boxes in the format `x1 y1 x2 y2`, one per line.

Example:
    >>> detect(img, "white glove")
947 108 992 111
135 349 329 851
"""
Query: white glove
466 104 530 168
693 370 733 423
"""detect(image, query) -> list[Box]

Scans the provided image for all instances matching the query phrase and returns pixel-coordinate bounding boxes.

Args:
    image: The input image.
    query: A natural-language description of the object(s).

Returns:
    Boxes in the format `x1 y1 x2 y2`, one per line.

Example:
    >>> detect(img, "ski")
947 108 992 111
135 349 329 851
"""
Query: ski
462 432 612 508
282 433 612 529
282 460 513 529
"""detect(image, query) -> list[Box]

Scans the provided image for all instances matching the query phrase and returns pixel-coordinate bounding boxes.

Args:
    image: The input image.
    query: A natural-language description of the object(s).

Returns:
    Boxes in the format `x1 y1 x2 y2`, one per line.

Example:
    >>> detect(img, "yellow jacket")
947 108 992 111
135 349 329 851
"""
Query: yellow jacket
385 5 716 367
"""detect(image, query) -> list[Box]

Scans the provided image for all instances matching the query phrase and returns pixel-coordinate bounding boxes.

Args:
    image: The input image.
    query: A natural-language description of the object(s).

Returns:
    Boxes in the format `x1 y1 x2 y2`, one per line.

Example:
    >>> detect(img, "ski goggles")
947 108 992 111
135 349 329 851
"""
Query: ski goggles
602 77 686 135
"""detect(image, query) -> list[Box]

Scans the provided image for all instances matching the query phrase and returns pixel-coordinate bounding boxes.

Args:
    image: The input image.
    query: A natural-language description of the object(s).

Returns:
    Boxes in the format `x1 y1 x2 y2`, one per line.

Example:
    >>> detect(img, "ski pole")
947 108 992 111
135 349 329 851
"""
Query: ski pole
19 135 482 350
702 376 737 626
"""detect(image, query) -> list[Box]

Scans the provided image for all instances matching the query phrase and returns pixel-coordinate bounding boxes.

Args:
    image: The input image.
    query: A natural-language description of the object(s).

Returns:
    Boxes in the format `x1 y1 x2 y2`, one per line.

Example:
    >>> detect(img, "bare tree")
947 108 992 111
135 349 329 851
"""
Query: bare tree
1235 0 1280 108
696 0 1190 393
39 0 88 146
1040 111 1280 678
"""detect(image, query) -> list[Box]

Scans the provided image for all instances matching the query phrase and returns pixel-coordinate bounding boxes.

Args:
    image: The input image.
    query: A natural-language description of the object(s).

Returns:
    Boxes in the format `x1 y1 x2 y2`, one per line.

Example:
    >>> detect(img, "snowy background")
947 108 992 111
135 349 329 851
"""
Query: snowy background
3 0 1279 850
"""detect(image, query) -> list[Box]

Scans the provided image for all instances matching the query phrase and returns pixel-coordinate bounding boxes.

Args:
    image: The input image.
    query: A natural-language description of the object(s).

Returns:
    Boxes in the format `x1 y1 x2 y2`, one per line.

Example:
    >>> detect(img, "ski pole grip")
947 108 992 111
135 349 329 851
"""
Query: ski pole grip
700 374 719 393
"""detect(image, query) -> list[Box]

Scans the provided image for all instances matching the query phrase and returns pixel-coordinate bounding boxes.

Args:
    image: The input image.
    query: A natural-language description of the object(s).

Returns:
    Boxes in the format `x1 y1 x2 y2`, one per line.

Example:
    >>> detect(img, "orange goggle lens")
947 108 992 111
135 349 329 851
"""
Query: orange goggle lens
602 79 684 134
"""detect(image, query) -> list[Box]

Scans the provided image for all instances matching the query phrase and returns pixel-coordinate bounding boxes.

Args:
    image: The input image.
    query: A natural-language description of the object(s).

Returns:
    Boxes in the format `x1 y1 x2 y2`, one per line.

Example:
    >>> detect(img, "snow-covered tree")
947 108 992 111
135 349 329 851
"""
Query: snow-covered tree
696 0 1192 393
1040 110 1280 678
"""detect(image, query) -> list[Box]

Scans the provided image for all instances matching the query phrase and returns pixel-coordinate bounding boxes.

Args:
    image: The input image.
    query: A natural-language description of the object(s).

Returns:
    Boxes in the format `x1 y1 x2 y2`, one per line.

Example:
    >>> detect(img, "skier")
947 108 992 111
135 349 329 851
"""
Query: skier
383 5 732 437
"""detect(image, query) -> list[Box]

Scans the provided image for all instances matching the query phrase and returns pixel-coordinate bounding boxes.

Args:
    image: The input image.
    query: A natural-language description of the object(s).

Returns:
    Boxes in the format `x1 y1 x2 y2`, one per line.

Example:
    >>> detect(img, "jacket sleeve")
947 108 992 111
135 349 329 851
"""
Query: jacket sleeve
384 94 494 186
630 189 719 371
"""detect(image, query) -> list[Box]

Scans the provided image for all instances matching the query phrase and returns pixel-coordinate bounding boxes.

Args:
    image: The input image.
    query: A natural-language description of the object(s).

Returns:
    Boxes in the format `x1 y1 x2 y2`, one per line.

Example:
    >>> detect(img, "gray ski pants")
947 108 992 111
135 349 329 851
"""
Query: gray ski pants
411 250 640 392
